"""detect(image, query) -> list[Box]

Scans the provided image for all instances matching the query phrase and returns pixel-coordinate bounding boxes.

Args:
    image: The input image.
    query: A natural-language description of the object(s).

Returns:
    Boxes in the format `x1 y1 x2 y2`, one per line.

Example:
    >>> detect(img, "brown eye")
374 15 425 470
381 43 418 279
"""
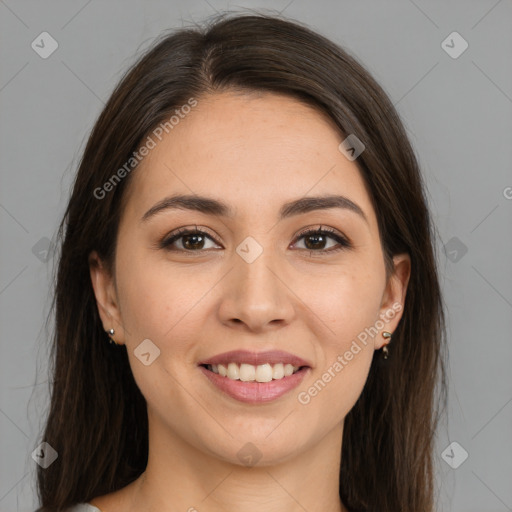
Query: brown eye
161 228 221 252
160 226 351 254
293 227 351 253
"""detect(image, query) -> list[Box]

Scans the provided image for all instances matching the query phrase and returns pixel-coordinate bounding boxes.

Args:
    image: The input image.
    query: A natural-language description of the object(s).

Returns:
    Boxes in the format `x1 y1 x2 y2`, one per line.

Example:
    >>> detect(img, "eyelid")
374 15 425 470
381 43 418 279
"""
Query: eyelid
160 225 222 249
294 224 345 242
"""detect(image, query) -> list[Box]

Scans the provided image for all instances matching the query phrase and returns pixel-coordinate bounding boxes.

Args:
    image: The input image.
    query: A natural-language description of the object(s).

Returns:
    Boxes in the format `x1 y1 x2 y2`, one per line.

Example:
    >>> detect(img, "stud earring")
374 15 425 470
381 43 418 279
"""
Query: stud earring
381 331 392 359
107 328 117 345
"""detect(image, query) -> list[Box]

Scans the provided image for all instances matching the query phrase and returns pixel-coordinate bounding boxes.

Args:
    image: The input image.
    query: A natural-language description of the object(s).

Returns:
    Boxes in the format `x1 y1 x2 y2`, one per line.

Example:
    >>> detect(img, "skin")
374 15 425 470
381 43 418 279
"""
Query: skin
89 90 410 512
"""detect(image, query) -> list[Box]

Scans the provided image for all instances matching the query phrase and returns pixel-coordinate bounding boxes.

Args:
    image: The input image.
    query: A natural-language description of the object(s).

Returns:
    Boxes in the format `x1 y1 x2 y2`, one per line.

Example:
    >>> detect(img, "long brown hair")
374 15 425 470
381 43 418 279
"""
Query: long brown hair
35 12 447 512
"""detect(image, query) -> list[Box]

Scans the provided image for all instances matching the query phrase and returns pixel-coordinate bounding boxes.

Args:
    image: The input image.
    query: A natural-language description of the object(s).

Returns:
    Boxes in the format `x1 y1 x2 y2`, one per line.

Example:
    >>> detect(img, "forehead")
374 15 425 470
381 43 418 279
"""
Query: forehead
121 91 376 228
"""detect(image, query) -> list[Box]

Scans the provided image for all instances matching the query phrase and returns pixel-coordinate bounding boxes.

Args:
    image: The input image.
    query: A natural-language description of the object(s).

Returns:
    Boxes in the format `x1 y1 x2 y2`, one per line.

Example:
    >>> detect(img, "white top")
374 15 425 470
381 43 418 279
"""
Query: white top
66 504 101 512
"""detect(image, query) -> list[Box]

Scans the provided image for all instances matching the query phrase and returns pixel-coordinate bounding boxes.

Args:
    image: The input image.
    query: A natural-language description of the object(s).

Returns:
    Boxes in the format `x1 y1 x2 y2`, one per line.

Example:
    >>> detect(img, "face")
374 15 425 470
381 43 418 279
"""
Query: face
90 90 410 466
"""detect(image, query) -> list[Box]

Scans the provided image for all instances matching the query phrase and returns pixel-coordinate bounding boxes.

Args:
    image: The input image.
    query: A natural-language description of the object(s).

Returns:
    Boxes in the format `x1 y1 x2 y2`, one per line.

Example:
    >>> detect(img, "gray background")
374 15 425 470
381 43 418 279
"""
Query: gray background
1 0 511 511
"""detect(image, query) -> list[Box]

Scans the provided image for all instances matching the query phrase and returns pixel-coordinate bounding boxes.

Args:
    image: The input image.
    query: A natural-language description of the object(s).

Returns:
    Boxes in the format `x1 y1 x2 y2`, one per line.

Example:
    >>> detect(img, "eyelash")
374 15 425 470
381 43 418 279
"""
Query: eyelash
159 225 352 255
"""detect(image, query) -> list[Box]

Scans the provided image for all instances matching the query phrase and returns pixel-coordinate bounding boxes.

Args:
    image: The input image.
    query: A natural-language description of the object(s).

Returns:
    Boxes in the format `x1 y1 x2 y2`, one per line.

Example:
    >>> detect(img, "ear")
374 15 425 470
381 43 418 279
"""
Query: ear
375 252 411 350
89 250 125 345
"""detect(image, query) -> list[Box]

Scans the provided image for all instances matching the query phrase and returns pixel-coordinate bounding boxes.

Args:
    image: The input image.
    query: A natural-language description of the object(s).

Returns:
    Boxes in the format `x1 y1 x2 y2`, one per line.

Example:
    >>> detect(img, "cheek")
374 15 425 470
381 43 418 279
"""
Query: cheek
296 286 377 429
299 263 385 348
115 247 215 339
292 263 382 416
113 253 209 405
294 332 374 443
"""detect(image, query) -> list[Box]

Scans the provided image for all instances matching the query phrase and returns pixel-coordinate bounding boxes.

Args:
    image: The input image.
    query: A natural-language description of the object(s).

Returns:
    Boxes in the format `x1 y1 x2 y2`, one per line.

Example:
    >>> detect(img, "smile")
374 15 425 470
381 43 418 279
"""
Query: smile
198 350 312 405
203 362 302 382
198 350 312 404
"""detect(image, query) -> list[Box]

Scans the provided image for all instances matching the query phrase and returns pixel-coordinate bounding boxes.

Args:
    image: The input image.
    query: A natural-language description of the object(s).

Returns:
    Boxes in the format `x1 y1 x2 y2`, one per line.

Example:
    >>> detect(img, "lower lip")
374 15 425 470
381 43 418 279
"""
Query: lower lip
199 365 310 404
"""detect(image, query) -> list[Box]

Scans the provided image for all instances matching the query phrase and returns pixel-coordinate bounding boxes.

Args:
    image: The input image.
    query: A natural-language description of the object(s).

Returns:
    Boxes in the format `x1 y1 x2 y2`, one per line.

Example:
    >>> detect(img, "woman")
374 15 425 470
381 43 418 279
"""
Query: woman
36 12 447 512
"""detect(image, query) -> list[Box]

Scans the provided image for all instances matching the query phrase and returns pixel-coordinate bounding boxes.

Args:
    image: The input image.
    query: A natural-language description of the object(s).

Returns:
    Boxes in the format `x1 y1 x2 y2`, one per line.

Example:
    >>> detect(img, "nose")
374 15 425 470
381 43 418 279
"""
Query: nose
217 244 296 333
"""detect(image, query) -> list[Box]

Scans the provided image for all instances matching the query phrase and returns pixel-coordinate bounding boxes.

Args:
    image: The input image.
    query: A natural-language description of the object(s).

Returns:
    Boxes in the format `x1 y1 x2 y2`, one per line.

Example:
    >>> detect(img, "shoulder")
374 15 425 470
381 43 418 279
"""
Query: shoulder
65 504 102 512
34 505 101 512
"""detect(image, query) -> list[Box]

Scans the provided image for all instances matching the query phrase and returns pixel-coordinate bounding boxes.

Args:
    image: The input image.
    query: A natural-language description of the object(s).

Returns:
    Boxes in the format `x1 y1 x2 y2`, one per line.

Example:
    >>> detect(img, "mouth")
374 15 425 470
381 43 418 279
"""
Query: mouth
200 362 306 382
197 350 312 403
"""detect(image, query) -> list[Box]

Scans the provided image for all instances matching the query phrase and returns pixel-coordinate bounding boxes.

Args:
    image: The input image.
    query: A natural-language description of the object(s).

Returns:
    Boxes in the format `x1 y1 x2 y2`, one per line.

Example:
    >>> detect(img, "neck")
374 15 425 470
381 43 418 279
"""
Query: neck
126 415 348 512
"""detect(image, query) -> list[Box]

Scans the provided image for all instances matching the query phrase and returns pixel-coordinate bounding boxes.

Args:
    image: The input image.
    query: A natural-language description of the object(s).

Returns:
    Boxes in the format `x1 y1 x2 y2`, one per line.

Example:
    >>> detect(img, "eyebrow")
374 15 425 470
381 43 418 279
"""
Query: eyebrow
141 193 369 225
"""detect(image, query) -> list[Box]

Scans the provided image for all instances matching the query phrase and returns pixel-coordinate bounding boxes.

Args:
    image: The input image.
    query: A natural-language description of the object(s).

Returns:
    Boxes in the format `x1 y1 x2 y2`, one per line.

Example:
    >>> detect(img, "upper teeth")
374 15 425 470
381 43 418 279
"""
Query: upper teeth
207 362 300 382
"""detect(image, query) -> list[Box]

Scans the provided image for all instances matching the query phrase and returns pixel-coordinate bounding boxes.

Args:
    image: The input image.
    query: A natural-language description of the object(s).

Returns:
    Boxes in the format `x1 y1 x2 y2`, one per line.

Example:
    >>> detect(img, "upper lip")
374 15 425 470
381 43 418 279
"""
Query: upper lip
198 350 312 368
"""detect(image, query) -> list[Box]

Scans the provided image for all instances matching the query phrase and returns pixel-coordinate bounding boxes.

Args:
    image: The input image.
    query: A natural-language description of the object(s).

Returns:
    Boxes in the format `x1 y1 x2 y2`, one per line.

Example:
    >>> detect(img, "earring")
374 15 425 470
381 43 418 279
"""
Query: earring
381 331 392 359
107 328 117 345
